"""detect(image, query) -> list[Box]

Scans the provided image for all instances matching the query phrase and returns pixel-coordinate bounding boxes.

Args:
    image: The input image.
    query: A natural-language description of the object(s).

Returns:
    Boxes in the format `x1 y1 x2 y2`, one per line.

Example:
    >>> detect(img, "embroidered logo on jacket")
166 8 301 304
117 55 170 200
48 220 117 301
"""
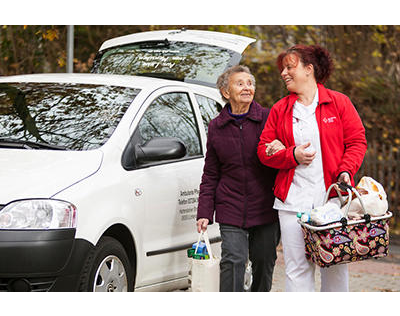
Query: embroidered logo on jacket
323 116 337 124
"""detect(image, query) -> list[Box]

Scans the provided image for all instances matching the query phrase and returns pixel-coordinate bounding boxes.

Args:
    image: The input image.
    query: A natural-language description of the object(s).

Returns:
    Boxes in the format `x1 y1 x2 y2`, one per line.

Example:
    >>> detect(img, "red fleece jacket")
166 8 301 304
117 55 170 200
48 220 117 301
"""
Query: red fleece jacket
257 84 367 202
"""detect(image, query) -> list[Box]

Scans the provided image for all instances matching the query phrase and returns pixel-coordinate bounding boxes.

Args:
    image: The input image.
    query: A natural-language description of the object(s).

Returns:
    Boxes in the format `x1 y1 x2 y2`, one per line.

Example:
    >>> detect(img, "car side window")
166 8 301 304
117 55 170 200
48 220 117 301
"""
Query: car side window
138 92 202 157
195 94 222 135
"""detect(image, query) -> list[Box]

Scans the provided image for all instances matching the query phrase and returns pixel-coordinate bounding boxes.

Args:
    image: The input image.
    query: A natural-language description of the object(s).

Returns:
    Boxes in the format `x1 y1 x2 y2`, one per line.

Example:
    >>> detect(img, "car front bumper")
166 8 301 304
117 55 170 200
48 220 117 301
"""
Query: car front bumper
0 229 94 291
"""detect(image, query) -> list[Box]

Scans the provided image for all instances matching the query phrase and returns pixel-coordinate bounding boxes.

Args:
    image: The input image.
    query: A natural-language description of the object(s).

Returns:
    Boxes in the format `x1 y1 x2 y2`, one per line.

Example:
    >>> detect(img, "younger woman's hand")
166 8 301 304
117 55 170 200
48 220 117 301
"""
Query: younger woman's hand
294 142 316 165
337 172 351 185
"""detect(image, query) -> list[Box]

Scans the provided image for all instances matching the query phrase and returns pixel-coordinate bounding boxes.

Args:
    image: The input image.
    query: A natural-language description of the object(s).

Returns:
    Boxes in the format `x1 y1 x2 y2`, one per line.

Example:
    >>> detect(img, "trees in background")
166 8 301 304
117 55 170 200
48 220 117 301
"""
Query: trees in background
1 25 399 143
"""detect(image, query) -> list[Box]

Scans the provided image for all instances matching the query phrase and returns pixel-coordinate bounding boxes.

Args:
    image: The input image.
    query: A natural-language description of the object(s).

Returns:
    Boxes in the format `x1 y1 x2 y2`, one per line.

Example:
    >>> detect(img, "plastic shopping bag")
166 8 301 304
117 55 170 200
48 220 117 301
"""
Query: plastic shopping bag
310 202 344 225
189 230 220 292
345 176 388 219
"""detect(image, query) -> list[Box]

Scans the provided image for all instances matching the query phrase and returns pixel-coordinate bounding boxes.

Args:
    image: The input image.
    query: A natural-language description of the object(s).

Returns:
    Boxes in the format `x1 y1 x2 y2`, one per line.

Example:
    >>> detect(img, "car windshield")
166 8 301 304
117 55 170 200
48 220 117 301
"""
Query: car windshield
93 41 237 87
0 82 140 150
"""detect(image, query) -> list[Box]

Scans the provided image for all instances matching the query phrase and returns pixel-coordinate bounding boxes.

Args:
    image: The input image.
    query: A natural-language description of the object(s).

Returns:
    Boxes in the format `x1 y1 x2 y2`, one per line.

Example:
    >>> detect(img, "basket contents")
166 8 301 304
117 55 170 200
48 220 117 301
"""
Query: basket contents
298 177 389 225
344 176 388 220
297 203 344 226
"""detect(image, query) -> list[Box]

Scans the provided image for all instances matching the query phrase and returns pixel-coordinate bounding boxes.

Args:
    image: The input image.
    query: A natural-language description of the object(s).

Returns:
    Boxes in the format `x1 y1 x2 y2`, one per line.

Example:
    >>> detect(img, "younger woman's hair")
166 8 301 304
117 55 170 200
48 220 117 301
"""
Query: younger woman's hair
277 44 334 84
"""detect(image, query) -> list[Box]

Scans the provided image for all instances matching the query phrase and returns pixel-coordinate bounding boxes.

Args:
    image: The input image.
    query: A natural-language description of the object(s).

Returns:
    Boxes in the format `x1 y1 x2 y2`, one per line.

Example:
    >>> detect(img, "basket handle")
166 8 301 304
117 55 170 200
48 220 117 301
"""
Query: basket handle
323 182 352 228
324 182 370 223
323 182 352 219
348 184 370 223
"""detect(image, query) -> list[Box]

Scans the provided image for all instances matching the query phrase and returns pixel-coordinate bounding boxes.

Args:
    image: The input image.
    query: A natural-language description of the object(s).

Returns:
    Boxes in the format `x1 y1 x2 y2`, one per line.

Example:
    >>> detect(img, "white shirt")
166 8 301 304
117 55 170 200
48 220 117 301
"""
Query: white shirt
273 90 326 213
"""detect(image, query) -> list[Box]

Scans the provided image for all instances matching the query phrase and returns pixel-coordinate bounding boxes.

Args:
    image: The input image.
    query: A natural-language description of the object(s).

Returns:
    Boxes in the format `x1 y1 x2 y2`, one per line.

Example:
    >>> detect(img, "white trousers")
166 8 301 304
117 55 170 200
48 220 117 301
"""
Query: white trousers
278 210 349 292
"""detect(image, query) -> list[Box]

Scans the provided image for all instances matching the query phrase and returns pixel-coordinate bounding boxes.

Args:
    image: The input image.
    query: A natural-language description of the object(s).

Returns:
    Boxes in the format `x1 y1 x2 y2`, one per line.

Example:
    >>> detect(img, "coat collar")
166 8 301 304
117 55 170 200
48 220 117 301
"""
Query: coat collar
287 83 333 108
216 100 263 128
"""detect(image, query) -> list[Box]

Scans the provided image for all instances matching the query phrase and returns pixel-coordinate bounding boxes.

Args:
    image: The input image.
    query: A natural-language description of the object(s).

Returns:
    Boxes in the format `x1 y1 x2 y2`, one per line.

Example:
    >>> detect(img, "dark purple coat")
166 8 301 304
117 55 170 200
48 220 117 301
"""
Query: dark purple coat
197 101 278 228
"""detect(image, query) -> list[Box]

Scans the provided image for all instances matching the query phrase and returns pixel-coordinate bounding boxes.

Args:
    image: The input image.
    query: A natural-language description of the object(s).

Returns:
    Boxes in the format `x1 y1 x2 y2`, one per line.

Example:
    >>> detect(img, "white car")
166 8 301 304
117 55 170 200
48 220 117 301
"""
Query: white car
0 29 255 292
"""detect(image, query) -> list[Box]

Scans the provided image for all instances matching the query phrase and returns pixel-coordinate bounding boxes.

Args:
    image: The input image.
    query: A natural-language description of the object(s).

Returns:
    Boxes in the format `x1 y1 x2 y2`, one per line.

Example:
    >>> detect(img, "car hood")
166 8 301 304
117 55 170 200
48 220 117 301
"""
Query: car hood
0 149 103 203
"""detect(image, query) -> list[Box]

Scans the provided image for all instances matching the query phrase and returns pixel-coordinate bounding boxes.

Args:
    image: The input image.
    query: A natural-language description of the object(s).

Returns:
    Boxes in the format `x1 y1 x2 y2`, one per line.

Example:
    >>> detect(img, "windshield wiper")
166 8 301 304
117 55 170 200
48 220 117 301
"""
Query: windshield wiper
0 138 68 150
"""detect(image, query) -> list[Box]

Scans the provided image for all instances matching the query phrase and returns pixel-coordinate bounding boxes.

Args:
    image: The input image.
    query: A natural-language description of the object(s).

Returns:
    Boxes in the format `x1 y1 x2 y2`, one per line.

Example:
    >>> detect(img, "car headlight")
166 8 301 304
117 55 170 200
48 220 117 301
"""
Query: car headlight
0 199 77 229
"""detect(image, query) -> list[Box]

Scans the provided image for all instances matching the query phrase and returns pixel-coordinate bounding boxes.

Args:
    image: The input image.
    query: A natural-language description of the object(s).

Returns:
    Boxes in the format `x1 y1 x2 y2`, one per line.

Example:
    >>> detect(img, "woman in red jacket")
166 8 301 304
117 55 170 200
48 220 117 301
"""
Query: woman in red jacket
257 45 367 291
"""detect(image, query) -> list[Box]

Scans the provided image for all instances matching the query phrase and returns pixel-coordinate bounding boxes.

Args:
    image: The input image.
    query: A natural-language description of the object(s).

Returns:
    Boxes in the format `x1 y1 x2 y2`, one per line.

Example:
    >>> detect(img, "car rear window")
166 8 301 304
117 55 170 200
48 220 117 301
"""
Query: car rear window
92 41 238 87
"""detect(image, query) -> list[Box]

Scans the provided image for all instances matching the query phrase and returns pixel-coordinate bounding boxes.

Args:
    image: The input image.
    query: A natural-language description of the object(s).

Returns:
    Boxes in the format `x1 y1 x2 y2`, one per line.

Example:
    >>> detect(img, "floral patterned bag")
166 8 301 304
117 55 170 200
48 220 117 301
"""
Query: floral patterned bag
299 183 392 268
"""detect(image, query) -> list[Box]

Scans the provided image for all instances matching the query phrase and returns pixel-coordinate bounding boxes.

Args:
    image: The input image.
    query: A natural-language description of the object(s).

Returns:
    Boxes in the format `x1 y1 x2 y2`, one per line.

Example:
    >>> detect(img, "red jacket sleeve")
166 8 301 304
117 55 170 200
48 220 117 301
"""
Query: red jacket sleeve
257 103 298 170
334 95 367 179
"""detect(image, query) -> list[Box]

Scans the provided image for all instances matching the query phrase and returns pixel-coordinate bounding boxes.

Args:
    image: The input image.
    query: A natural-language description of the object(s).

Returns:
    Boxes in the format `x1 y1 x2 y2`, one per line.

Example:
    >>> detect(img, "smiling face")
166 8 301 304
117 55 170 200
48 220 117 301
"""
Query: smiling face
280 53 313 93
221 72 255 107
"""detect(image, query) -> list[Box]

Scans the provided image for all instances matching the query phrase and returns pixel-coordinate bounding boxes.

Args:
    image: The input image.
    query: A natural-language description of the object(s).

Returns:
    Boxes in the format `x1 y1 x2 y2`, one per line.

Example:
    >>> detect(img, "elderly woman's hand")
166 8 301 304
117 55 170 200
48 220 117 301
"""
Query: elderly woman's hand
265 139 286 156
196 218 209 233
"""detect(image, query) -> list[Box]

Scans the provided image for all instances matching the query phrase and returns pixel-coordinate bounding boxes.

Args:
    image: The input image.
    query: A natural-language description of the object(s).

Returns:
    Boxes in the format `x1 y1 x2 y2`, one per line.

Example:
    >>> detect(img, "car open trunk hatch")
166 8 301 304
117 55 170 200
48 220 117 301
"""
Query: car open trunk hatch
92 29 256 87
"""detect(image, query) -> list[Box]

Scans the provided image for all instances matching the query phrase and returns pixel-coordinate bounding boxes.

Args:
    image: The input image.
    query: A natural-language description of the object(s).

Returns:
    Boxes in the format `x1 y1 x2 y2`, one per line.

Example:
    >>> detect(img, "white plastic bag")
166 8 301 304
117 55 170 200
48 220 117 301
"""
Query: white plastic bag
189 230 220 292
310 202 344 225
345 177 388 219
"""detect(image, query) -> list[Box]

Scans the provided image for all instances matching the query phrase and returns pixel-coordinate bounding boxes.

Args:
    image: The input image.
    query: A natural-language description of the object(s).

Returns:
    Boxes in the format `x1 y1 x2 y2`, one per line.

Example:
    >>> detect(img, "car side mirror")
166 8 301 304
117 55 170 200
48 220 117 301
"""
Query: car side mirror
134 137 187 163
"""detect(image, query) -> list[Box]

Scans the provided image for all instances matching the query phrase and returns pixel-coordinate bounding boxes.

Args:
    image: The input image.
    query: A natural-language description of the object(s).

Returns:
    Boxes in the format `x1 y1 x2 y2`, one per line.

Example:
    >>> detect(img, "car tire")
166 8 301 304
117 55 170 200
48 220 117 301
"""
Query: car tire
79 236 134 292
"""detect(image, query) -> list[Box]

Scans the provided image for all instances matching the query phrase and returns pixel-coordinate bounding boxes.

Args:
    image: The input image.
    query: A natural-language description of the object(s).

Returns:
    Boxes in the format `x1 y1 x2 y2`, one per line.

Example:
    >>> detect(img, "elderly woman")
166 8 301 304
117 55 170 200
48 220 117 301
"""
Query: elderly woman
257 45 367 291
196 65 281 292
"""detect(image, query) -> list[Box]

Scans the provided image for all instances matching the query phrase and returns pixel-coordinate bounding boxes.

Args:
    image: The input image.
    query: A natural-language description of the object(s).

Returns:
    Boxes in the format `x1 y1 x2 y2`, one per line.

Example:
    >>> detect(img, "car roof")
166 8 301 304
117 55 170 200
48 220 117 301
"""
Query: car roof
0 73 171 88
0 73 206 90
0 73 221 100
99 29 255 54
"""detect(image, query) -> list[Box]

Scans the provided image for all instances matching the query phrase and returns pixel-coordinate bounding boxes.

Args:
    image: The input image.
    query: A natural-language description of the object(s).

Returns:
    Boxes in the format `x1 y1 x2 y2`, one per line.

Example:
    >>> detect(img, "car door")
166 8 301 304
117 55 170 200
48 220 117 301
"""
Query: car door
124 86 210 287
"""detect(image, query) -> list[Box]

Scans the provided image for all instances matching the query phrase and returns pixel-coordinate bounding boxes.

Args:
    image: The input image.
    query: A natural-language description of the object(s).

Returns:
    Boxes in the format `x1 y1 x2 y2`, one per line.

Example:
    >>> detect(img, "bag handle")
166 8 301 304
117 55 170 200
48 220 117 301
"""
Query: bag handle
194 230 214 258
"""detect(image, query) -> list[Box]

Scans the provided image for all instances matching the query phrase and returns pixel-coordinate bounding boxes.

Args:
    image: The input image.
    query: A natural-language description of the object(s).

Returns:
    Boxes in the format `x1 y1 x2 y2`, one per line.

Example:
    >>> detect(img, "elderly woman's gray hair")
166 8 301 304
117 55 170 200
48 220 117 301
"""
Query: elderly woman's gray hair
216 65 256 103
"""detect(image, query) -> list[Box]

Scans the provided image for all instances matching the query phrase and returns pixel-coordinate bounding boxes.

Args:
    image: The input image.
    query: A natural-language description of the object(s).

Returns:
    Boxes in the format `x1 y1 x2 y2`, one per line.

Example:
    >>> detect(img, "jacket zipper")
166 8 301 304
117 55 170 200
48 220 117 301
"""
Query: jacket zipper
239 123 248 228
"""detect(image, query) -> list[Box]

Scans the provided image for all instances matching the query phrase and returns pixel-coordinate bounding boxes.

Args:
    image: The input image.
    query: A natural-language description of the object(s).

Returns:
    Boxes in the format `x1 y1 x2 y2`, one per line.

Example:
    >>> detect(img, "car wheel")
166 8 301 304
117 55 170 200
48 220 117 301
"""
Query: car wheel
79 236 134 292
